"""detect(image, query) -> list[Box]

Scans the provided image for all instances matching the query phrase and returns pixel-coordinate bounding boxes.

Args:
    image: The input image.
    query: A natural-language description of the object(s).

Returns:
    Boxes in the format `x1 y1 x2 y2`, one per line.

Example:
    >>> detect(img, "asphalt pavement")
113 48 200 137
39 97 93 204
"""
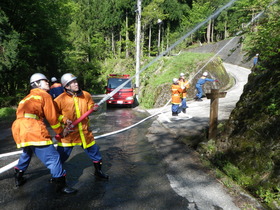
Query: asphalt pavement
145 63 265 209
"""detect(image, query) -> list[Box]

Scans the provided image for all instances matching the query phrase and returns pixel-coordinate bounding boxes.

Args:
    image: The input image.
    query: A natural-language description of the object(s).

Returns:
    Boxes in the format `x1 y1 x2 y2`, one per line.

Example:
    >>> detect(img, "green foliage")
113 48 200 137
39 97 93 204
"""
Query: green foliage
222 162 253 187
199 139 217 156
266 101 280 116
256 187 280 208
0 96 19 108
0 107 15 119
0 9 20 97
0 0 74 98
244 3 280 69
142 0 166 26
180 1 212 41
209 149 279 208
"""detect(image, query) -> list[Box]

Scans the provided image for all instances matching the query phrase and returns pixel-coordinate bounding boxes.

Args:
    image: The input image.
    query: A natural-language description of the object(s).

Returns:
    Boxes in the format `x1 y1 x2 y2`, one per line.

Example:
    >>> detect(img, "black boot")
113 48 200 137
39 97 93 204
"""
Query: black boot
53 176 77 194
172 112 178 116
182 108 186 113
94 162 109 179
14 168 26 187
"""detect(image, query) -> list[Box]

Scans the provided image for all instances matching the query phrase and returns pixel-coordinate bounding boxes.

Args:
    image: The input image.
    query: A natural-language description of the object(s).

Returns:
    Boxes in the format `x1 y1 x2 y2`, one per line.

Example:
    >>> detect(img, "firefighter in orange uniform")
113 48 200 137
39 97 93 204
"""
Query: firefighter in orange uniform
54 73 108 179
12 73 77 194
178 73 190 113
171 78 186 116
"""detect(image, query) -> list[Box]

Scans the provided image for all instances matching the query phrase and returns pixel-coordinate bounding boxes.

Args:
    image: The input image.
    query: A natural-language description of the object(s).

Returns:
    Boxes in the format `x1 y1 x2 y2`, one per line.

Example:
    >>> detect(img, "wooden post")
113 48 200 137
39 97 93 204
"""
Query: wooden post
206 89 227 139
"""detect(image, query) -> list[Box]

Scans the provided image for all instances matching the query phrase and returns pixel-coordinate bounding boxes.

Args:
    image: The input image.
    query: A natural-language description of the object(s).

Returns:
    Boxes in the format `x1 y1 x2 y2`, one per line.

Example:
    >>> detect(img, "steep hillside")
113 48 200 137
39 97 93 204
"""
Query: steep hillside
213 67 280 209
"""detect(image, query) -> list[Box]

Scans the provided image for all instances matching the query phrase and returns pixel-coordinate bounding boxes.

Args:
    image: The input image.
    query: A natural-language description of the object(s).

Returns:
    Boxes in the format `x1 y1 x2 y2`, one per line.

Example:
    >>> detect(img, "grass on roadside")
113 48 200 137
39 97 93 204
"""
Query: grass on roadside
194 134 279 209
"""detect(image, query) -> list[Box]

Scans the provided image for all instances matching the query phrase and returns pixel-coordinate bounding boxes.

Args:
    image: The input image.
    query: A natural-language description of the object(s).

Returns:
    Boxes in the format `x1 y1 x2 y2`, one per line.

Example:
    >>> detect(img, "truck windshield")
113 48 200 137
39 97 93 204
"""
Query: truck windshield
108 78 132 89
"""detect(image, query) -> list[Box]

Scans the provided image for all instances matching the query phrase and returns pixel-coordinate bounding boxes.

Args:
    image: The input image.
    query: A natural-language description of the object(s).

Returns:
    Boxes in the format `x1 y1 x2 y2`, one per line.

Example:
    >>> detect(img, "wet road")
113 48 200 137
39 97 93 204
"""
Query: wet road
0 102 189 209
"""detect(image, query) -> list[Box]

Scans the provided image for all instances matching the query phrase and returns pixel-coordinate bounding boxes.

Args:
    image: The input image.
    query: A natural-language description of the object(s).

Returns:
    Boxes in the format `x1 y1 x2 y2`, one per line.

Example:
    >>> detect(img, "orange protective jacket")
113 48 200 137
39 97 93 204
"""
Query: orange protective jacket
54 90 95 149
12 88 63 148
179 80 190 98
171 84 184 104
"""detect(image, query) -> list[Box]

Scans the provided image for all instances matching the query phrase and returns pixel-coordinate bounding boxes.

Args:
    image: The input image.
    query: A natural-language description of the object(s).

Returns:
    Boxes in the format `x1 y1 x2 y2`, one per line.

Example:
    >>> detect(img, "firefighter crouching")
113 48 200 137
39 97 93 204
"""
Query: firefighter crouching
12 73 77 194
171 78 186 116
54 73 109 180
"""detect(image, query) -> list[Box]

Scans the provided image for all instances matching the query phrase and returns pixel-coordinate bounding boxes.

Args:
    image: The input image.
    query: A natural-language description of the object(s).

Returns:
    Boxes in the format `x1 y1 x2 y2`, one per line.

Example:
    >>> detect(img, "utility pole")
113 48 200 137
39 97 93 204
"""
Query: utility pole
135 0 141 100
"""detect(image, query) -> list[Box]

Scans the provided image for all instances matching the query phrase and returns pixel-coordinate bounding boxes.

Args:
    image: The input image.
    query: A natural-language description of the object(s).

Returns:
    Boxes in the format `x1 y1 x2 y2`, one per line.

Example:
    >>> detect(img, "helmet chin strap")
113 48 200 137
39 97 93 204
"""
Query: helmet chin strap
36 80 49 91
65 87 76 95
35 81 41 88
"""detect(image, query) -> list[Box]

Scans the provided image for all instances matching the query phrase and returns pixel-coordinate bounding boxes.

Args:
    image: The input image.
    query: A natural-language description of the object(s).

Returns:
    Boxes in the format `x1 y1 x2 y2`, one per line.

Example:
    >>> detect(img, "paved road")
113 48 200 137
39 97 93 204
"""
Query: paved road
145 63 264 209
0 105 190 210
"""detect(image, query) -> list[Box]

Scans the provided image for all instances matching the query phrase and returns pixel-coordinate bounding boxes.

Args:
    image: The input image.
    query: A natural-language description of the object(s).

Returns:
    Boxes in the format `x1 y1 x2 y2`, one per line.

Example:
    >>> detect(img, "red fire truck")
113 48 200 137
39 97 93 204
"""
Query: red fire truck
105 74 135 107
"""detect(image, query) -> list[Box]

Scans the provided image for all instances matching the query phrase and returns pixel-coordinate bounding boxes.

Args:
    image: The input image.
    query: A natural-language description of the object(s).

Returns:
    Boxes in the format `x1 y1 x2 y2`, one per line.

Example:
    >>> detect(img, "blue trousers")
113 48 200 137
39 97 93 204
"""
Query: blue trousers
172 104 179 113
16 145 65 178
195 84 203 99
181 98 187 109
57 144 102 164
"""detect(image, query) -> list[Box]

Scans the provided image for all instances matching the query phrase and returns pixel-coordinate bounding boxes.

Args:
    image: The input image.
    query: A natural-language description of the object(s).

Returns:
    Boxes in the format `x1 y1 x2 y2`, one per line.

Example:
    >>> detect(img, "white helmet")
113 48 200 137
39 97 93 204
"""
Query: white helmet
30 73 48 84
173 78 178 83
51 77 57 82
202 72 208 76
61 73 77 87
180 73 185 77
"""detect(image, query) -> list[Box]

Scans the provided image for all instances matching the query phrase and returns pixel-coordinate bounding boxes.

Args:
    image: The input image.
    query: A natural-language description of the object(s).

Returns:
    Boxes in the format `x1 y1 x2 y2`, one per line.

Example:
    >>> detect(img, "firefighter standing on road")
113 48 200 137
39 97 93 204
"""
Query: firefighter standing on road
54 73 109 180
194 72 218 101
171 78 186 116
178 73 190 113
12 73 77 194
49 77 64 99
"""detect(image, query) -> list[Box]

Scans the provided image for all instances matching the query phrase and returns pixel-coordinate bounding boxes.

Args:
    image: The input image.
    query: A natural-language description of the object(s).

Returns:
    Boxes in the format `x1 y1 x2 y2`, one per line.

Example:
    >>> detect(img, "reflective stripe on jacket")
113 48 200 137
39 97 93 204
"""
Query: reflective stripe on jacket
179 80 190 98
171 84 183 104
54 90 95 149
12 88 63 148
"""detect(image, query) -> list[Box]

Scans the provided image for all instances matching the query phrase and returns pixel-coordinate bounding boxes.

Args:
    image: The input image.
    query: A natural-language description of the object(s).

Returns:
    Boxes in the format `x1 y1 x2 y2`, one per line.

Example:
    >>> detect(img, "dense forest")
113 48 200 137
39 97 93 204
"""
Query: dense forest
0 0 278 106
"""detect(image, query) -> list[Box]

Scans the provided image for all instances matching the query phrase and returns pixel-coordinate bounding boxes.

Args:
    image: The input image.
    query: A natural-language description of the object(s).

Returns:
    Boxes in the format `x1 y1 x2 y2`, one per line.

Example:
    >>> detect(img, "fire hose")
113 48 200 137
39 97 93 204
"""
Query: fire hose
54 85 127 140
55 104 99 140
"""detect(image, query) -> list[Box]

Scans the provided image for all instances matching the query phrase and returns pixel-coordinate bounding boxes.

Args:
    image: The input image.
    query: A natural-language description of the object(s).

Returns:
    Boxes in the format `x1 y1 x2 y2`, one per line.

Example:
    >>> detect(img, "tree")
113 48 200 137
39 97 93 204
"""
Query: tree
161 0 190 53
0 9 20 102
141 0 166 56
245 2 280 69
0 0 72 103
